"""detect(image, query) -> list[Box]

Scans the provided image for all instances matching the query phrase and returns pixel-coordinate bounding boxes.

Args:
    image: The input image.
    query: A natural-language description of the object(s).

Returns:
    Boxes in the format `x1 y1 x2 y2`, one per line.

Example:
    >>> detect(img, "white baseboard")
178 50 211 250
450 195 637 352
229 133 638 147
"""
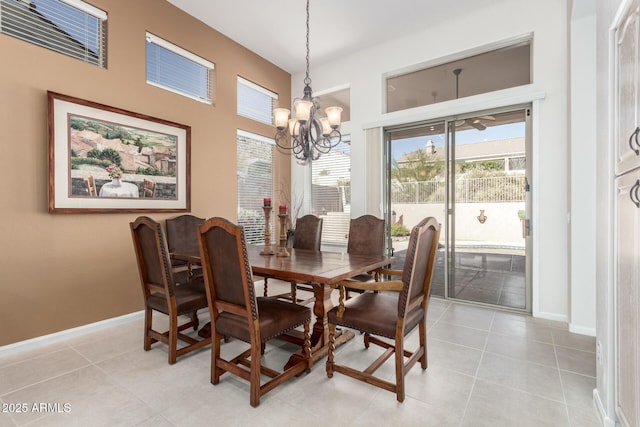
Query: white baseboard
569 324 597 337
532 310 569 323
593 388 616 427
0 311 144 359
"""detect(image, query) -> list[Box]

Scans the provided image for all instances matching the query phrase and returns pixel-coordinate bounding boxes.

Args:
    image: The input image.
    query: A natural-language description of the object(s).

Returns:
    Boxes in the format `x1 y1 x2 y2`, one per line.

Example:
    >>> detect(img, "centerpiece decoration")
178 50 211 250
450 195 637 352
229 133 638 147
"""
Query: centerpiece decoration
277 205 290 257
261 198 275 255
106 164 123 186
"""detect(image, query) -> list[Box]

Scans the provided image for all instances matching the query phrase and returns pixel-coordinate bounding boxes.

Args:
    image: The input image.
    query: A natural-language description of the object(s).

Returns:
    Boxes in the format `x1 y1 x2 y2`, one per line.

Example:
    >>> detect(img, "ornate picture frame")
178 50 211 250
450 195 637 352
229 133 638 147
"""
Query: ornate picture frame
48 91 191 213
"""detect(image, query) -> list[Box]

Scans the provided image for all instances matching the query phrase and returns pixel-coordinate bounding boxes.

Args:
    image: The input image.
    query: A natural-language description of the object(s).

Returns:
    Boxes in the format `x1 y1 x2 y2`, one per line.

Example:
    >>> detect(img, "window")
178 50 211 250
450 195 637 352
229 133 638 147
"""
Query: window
386 41 531 113
145 32 214 104
237 76 278 125
237 130 274 244
1 0 107 67
317 86 351 122
311 135 351 247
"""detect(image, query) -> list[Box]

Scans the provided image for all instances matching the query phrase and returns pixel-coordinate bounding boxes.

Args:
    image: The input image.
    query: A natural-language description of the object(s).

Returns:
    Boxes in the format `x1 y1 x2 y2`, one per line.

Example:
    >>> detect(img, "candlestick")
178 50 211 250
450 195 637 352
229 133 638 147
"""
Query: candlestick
276 213 290 257
260 206 275 255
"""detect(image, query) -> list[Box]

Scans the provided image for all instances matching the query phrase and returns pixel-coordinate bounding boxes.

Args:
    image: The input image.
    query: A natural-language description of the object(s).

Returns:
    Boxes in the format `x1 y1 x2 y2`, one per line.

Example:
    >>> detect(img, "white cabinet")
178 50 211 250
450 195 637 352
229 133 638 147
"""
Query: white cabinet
615 171 640 427
616 0 640 176
615 2 640 426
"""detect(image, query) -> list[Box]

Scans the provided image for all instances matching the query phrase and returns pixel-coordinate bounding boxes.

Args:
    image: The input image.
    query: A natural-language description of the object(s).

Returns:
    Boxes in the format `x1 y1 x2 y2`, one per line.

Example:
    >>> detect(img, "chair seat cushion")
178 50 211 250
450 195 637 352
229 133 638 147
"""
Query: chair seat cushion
147 279 208 316
216 298 311 343
328 292 424 339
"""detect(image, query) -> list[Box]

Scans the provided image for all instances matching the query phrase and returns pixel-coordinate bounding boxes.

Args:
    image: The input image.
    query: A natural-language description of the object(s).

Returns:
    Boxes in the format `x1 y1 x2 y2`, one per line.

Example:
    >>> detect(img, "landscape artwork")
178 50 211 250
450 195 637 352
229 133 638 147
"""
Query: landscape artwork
48 91 191 213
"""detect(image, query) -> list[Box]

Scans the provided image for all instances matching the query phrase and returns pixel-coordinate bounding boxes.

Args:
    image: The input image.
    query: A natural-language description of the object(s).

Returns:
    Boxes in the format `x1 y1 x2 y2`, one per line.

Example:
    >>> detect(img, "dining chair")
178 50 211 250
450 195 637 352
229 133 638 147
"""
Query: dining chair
197 217 312 407
342 215 385 300
166 214 205 281
129 216 211 364
142 179 156 198
326 216 441 402
263 214 323 306
83 175 97 196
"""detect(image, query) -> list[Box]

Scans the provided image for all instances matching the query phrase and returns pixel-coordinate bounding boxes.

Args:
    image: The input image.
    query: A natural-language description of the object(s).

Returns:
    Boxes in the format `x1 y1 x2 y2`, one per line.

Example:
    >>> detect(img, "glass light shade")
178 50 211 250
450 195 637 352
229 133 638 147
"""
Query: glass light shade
319 117 332 137
288 118 299 136
294 100 312 123
273 108 290 130
325 106 343 129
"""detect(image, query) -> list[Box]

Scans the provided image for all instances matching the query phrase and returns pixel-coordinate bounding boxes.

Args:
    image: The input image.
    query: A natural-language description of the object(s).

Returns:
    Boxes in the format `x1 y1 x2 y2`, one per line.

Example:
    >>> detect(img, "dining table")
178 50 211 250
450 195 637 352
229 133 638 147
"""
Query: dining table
172 244 393 367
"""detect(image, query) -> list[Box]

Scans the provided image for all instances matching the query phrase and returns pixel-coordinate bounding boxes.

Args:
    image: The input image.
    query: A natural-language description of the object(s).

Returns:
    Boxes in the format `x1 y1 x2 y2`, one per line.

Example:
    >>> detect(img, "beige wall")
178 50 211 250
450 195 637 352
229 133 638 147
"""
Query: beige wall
0 0 290 346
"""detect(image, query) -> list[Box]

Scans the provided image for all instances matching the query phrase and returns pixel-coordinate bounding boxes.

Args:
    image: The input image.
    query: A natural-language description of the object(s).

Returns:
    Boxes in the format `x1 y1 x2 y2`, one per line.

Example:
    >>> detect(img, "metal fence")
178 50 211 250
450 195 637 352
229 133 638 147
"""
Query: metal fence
391 175 526 203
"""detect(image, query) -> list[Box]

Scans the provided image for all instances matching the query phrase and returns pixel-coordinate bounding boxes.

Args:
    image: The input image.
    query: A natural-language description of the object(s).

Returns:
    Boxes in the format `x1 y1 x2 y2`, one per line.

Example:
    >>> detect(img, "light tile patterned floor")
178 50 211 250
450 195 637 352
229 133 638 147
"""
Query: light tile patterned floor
0 284 601 426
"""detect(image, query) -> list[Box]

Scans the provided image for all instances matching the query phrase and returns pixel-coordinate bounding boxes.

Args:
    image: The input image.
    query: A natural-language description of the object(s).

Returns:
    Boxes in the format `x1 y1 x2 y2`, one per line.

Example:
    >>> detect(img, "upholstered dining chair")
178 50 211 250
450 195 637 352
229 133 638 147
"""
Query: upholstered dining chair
166 214 205 280
197 217 312 407
263 214 323 305
326 216 441 402
342 215 385 299
83 175 97 196
129 216 211 364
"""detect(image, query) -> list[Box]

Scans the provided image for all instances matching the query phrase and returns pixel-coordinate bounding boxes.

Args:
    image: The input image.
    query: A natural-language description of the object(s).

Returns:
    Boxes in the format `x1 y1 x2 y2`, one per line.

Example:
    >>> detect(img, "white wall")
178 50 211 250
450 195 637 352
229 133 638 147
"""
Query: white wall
292 0 571 322
594 0 624 424
570 2 597 337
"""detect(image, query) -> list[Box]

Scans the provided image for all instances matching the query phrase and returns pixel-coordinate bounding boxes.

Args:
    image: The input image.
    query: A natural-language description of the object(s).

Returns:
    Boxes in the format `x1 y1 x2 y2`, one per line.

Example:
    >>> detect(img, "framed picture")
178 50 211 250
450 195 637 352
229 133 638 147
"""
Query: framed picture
48 91 191 213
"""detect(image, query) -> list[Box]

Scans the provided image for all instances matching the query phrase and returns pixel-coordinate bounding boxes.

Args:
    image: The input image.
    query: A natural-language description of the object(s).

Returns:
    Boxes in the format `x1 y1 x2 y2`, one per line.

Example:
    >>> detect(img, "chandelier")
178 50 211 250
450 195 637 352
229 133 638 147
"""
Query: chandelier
273 0 342 163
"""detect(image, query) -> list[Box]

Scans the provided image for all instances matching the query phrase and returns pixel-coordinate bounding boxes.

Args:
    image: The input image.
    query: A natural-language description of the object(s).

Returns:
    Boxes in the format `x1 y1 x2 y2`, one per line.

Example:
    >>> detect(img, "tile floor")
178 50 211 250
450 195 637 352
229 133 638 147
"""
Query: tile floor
391 245 527 311
0 282 601 427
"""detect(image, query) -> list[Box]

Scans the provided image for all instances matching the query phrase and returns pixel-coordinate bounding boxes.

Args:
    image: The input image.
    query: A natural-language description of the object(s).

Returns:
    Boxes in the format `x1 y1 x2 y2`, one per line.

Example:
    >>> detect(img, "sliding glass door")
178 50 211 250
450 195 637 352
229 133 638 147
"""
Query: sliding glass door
385 107 531 311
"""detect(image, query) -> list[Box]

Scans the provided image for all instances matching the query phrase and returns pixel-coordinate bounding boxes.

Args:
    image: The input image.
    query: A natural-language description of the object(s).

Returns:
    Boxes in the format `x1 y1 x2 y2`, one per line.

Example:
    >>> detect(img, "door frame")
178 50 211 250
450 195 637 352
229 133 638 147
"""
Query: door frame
383 103 532 312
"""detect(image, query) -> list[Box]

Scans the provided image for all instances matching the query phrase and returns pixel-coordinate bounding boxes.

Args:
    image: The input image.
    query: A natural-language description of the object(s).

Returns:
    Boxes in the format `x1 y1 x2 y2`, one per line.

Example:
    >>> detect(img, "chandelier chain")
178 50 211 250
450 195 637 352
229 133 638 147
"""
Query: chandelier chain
304 0 311 86
272 0 342 163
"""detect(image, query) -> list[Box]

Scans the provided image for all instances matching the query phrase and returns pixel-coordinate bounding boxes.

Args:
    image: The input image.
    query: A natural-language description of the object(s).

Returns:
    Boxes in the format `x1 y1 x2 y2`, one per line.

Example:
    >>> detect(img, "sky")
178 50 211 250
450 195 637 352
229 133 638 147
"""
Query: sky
33 0 100 53
391 122 525 160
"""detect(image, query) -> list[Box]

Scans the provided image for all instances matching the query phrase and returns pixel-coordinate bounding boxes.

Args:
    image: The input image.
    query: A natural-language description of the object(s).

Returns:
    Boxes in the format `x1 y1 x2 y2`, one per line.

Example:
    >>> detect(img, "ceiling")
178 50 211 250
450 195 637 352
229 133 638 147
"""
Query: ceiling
166 0 497 74
166 0 527 132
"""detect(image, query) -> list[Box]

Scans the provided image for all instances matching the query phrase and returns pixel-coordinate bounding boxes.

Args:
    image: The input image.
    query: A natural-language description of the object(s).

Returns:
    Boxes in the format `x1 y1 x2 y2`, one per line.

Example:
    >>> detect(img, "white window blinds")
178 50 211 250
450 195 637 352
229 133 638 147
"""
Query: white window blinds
145 32 214 104
237 76 278 125
0 0 107 67
311 135 351 247
237 130 274 244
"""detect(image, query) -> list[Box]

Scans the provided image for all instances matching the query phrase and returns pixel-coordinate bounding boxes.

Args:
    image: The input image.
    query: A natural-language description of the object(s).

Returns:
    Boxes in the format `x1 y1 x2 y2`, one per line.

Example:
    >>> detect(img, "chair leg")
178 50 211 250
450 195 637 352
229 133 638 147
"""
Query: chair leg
419 319 427 369
364 332 371 349
290 282 297 303
303 321 312 373
191 311 199 331
168 315 178 365
263 277 269 297
395 337 405 402
144 308 153 351
326 323 336 378
212 329 222 385
250 339 262 407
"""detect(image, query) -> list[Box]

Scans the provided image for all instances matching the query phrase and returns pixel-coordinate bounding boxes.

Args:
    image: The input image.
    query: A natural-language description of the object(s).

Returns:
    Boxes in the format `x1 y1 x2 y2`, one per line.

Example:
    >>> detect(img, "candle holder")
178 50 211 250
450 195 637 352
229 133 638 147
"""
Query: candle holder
276 213 290 257
260 206 275 255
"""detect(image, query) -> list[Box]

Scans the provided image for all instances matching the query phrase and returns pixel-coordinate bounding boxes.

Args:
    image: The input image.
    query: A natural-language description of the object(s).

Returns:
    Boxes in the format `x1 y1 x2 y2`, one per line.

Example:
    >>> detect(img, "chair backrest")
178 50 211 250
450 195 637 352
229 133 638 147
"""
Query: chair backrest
347 215 385 257
83 175 97 196
166 214 205 255
130 216 176 298
398 217 441 318
293 215 323 251
198 217 257 321
142 179 156 198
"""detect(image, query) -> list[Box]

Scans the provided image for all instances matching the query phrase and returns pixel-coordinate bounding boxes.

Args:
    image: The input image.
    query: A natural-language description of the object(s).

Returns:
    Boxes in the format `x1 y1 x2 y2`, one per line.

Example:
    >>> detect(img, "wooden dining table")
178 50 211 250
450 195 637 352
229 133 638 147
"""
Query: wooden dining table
172 244 393 367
